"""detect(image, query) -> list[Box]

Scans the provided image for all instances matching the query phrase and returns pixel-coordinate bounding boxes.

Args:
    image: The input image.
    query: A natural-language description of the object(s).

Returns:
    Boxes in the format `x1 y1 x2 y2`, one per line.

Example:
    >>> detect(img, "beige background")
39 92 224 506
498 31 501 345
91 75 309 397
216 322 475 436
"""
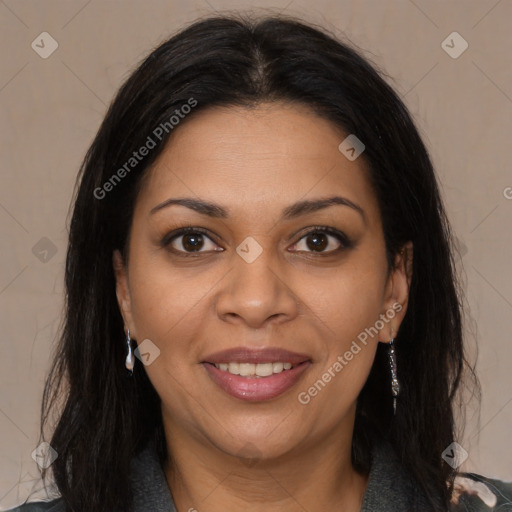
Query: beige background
1 0 511 507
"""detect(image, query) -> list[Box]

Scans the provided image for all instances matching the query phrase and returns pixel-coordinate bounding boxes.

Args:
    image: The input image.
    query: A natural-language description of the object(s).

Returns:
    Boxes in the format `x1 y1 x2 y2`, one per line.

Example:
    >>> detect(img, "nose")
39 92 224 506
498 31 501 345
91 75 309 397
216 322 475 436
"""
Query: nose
215 249 299 329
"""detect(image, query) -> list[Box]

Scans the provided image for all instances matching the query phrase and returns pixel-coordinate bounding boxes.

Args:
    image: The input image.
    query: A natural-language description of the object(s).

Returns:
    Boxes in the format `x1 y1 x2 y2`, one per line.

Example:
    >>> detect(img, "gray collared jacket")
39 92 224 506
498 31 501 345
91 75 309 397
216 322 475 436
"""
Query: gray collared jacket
7 438 512 511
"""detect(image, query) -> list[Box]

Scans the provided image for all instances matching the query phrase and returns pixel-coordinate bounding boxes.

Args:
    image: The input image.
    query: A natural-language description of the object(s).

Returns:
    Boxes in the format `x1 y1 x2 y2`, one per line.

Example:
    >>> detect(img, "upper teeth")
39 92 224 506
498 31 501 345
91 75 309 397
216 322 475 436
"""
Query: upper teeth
214 362 293 377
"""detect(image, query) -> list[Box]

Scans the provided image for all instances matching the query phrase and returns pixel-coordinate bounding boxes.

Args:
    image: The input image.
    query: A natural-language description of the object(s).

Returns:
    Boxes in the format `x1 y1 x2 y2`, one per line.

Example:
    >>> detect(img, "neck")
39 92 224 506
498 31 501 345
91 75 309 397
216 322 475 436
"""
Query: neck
162 409 369 512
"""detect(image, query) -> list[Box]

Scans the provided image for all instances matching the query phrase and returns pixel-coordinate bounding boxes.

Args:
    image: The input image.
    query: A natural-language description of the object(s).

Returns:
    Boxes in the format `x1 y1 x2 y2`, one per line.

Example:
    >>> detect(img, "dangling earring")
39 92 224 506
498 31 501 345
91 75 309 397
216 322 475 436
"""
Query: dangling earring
388 337 400 415
125 328 134 375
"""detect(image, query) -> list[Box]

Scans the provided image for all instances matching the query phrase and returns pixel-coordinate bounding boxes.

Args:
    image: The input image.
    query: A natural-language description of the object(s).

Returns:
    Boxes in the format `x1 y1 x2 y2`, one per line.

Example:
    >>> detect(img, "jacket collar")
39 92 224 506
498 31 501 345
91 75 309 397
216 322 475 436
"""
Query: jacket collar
129 436 433 512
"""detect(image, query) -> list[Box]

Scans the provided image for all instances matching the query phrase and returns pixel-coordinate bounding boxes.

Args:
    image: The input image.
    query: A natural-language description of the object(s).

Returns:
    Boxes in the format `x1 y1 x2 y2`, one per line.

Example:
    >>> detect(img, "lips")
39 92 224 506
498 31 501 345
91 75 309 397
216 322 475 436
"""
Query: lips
202 347 311 366
201 347 312 402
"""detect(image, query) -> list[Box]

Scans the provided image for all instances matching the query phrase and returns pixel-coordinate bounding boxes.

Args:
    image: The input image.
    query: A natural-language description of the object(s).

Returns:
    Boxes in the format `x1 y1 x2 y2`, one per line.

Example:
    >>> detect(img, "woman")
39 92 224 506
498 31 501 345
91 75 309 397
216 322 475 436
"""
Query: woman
9 14 512 512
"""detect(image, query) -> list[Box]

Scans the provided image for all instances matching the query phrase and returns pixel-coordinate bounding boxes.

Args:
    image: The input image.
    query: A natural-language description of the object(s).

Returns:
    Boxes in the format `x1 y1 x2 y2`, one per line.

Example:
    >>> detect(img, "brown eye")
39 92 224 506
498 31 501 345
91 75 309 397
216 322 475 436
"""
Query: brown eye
181 233 205 252
290 227 351 254
163 227 222 254
305 232 329 251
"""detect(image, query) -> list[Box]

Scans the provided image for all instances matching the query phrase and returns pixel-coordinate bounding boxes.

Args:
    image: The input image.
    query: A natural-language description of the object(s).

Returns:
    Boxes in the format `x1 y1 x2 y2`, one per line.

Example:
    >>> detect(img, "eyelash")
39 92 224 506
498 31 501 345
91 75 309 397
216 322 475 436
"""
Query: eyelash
160 225 352 257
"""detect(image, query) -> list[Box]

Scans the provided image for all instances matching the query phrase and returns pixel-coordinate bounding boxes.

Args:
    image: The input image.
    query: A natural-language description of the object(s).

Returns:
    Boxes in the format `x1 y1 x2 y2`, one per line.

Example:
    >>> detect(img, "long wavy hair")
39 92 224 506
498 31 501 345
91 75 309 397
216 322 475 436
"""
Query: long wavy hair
35 13 479 511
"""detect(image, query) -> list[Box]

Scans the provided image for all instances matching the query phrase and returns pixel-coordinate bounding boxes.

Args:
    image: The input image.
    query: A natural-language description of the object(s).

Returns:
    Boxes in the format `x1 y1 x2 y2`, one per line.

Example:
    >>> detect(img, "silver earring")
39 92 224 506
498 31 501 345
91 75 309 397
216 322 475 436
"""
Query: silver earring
388 338 400 415
125 328 134 375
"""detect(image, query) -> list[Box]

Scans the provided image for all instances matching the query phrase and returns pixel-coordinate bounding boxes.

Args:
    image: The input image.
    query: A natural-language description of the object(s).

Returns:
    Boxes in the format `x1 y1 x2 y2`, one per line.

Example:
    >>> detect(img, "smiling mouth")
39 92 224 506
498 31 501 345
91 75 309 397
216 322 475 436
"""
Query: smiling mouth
202 359 312 402
201 346 312 400
206 361 303 378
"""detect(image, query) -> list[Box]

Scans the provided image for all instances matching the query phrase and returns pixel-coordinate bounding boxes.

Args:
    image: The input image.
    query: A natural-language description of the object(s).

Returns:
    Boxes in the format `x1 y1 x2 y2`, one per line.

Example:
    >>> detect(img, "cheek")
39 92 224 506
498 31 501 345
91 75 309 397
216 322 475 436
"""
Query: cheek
126 258 214 415
306 256 387 345
296 265 384 423
294 255 386 409
129 234 209 309
127 254 217 362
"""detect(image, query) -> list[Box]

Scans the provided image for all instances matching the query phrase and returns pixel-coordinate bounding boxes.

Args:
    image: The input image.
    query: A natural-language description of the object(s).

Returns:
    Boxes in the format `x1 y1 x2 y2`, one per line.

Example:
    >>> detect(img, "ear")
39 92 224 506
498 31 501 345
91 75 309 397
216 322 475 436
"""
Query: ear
377 241 413 343
113 249 137 338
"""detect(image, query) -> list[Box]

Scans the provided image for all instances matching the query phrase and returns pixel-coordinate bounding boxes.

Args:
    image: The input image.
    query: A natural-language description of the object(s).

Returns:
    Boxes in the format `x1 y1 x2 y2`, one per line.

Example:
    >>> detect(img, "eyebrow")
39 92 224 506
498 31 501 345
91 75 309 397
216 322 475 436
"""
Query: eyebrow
150 195 366 222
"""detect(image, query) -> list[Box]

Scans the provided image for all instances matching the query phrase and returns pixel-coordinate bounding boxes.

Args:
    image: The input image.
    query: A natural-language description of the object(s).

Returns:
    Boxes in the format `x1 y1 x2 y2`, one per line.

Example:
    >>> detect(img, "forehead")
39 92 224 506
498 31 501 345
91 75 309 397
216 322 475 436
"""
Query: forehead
136 102 380 225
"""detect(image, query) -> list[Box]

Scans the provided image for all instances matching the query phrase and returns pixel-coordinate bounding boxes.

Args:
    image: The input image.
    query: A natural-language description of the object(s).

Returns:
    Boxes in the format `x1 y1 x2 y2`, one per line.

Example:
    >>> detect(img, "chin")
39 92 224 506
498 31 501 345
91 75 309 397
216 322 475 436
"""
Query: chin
215 431 298 463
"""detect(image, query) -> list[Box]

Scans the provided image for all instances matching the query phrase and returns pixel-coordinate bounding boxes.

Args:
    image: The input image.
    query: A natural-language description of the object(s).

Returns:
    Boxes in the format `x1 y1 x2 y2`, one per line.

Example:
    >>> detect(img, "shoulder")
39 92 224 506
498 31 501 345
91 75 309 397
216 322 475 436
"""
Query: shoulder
4 497 65 512
450 472 512 511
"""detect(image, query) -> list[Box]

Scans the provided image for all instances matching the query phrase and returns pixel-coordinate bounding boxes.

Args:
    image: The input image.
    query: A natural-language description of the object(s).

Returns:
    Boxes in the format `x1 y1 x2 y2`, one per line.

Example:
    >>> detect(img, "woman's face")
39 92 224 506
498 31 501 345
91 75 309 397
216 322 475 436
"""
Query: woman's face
114 102 412 462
